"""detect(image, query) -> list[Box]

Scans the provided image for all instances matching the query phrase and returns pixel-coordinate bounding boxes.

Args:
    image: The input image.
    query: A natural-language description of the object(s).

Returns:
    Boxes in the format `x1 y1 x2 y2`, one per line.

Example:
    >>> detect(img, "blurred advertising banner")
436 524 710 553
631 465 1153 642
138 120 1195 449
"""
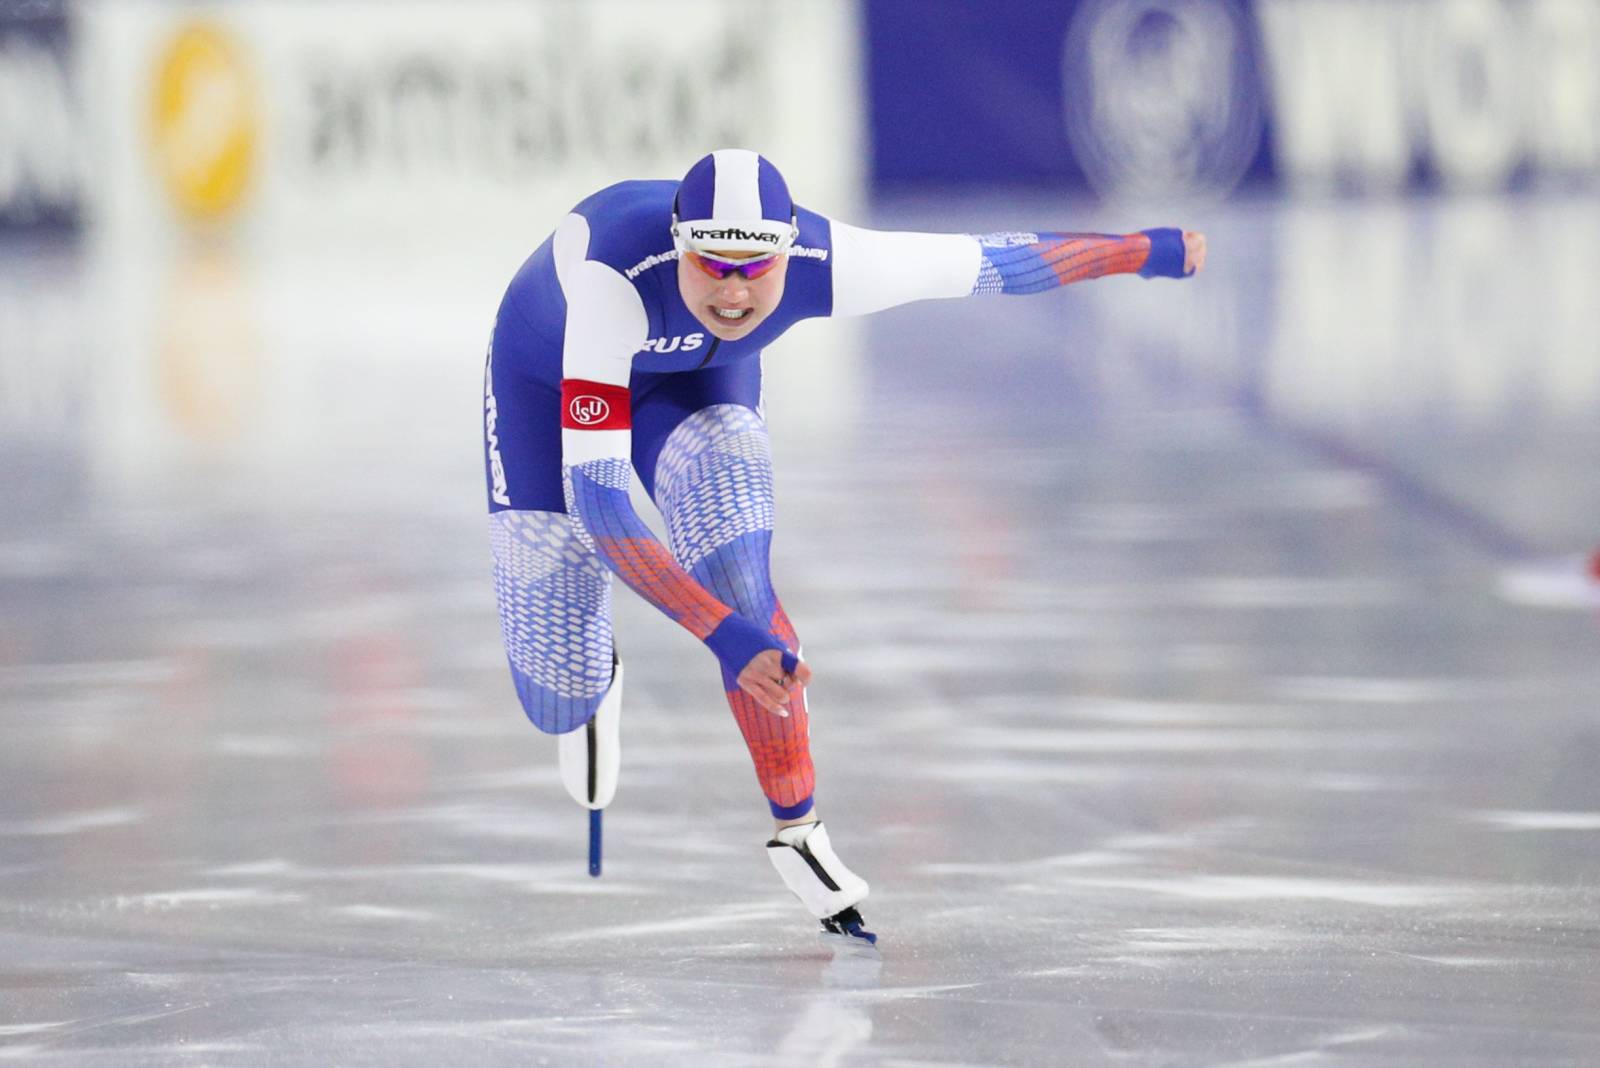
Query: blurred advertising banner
80 0 864 253
0 0 85 234
1 1 90 520
64 0 866 500
867 0 1600 199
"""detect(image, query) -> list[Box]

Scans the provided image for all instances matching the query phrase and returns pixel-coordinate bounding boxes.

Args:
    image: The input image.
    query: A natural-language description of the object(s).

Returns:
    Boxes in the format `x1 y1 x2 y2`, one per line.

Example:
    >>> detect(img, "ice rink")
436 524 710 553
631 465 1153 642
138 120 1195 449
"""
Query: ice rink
4 193 1600 1065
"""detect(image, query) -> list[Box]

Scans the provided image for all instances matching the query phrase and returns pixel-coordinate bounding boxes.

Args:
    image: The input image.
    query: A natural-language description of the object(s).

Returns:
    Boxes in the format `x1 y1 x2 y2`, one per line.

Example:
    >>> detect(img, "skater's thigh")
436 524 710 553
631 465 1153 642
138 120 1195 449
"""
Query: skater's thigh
629 357 763 501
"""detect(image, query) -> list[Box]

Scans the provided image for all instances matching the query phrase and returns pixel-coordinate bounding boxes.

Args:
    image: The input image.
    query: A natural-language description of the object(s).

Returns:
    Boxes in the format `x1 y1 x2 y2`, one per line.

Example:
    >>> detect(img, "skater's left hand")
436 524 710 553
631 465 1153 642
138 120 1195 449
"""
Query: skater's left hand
1183 230 1207 275
737 649 810 717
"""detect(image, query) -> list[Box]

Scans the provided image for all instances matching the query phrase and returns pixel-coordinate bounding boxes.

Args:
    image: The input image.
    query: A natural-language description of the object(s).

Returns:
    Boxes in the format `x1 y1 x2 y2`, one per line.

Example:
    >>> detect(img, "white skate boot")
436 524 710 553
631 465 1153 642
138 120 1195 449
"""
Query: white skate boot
558 658 622 878
558 657 622 810
767 822 876 946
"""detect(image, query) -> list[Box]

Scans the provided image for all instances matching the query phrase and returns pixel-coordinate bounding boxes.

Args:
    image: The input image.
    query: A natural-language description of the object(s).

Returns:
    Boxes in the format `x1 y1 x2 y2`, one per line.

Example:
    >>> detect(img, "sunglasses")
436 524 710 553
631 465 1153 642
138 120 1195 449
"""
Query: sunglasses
683 250 784 281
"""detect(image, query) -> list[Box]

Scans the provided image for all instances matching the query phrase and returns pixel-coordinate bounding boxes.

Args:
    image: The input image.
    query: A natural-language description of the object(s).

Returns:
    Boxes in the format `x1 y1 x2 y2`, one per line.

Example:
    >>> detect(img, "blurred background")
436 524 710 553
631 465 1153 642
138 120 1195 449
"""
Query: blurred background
4 0 1600 1062
4 0 1596 558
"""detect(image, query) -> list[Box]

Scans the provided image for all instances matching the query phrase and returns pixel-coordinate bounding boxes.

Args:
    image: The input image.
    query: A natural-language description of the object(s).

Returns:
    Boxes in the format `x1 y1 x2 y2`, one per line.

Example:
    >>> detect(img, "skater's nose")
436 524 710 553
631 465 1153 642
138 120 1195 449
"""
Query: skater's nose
716 275 752 302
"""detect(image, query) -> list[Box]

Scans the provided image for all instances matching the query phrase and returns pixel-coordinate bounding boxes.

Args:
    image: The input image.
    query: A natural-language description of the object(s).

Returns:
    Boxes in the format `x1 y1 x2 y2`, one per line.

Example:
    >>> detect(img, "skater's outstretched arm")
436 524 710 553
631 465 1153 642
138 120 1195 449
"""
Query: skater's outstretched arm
827 220 1205 318
554 220 802 713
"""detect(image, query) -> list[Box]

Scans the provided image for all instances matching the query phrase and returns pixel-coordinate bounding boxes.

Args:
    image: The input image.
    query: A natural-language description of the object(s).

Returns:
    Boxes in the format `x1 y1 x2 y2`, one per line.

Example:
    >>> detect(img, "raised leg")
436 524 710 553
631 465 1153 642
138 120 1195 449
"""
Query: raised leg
487 507 617 733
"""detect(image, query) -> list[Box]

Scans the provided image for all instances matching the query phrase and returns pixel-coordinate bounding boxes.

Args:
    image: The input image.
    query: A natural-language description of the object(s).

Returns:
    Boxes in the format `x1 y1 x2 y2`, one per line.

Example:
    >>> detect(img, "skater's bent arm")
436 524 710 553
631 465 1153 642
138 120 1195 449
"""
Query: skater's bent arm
827 220 1203 318
558 258 796 704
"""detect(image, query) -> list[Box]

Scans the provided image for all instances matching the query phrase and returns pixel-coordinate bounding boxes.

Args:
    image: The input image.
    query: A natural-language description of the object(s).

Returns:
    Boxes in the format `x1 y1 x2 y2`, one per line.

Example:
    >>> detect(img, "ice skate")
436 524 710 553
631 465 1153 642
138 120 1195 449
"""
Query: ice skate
819 906 878 950
766 822 877 948
558 656 622 811
558 657 622 877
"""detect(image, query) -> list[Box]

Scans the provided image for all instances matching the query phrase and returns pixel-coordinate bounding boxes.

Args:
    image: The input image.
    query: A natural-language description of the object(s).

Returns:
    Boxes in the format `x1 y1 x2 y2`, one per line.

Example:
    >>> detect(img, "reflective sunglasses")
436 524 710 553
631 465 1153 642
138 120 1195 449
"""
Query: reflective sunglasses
683 249 784 281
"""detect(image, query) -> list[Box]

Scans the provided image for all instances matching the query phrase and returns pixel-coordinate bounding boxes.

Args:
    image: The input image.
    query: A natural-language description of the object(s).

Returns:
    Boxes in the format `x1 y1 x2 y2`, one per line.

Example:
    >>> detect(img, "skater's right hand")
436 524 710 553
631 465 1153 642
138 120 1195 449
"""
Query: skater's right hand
738 649 810 717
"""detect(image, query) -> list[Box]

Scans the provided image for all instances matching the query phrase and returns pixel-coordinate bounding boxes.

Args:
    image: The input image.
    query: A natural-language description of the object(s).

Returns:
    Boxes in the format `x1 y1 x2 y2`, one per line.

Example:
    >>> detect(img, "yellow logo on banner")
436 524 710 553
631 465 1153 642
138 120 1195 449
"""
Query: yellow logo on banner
150 23 257 223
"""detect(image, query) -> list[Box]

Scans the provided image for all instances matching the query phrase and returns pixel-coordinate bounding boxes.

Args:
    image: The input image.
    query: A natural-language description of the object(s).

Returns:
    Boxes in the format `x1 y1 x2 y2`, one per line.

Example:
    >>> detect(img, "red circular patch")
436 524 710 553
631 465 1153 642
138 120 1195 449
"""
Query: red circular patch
568 396 610 426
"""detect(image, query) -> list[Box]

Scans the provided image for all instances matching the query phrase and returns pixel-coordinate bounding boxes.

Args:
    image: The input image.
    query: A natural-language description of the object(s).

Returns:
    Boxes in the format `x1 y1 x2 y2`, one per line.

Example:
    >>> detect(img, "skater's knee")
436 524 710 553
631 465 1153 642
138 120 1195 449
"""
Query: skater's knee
690 531 778 621
512 670 610 735
657 415 776 580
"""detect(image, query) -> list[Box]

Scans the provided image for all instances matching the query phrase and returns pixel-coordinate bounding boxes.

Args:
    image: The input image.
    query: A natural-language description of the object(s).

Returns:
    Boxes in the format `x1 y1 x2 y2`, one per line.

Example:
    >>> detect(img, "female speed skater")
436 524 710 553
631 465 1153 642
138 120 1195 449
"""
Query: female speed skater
482 148 1206 946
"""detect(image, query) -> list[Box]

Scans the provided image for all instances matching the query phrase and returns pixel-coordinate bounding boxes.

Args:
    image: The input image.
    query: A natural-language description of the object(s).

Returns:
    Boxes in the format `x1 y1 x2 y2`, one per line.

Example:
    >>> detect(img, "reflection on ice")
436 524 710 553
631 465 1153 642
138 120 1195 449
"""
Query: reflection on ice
545 902 792 943
0 808 146 836
114 887 307 909
1473 811 1600 832
333 904 438 922
1497 557 1600 610
777 994 873 1067
1061 874 1480 908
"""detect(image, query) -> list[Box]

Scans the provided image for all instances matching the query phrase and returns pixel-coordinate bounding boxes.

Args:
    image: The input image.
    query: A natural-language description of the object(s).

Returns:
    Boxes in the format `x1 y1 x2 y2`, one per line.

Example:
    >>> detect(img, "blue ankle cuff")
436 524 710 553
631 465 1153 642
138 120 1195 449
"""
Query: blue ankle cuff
769 795 815 820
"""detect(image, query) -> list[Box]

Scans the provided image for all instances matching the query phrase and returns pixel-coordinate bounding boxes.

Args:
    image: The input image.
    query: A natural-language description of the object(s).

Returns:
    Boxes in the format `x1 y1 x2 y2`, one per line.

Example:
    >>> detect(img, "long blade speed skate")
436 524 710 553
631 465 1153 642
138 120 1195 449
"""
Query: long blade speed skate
766 822 877 947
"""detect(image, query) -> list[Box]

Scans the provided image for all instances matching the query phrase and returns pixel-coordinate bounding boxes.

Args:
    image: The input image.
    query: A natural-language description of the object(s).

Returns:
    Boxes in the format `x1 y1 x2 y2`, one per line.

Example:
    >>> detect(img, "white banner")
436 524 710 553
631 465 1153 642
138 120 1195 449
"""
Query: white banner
81 0 864 253
72 0 866 499
1259 0 1600 193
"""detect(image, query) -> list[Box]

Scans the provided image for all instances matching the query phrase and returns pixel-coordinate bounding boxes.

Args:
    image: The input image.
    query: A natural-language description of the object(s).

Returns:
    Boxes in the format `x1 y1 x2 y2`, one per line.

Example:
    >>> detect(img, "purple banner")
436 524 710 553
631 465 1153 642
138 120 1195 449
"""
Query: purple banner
866 0 1600 199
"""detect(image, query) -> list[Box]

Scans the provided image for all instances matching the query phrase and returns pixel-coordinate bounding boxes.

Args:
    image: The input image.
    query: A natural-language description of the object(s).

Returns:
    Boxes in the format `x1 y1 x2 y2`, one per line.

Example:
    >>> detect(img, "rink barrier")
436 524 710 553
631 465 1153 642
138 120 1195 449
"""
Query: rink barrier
867 0 1600 199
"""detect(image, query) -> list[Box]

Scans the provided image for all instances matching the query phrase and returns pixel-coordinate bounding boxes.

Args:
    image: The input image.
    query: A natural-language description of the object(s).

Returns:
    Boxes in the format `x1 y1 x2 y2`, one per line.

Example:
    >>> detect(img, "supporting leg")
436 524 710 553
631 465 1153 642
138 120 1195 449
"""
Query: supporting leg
650 401 874 935
654 404 815 818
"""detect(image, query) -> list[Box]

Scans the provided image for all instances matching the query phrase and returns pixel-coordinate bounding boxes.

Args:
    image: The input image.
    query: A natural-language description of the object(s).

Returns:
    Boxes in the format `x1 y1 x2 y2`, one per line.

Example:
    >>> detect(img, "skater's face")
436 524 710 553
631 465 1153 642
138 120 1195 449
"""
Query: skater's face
678 249 790 341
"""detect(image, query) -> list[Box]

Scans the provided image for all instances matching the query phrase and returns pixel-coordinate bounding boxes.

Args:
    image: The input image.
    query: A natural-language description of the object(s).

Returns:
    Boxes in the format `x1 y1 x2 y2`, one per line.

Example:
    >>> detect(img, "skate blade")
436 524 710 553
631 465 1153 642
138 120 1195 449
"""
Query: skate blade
819 929 881 958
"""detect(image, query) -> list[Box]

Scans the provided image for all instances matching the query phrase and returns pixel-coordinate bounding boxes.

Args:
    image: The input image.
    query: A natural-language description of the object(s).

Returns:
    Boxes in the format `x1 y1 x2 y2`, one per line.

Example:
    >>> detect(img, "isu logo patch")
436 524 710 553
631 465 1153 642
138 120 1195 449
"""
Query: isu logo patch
568 396 609 425
560 379 631 430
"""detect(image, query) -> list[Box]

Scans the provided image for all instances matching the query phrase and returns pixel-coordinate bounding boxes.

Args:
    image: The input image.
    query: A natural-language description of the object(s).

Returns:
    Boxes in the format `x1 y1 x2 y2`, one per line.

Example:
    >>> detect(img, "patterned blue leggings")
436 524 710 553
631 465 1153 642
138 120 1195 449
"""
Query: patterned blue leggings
488 403 816 812
489 404 784 729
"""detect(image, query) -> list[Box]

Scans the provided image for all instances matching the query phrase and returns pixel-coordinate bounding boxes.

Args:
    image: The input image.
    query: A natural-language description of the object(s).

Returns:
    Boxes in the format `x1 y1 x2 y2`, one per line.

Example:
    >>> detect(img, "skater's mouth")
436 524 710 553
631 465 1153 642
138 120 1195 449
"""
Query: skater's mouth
711 305 752 321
